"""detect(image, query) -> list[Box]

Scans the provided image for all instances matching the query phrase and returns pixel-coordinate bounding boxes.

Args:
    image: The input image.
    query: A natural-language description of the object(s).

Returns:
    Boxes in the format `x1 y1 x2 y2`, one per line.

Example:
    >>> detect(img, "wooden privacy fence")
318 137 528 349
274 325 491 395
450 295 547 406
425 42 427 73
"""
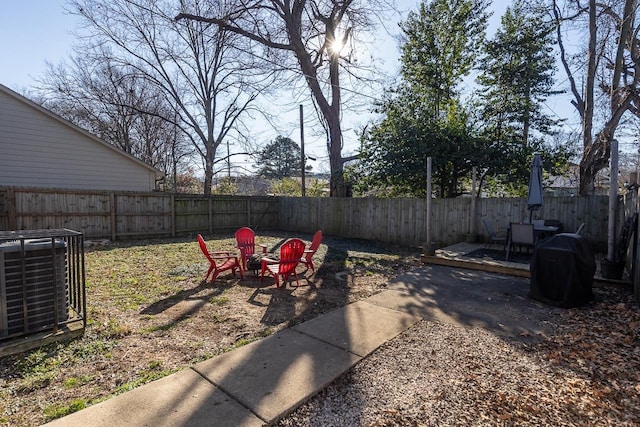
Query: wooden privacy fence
279 195 612 249
173 195 278 235
0 188 279 239
0 187 613 249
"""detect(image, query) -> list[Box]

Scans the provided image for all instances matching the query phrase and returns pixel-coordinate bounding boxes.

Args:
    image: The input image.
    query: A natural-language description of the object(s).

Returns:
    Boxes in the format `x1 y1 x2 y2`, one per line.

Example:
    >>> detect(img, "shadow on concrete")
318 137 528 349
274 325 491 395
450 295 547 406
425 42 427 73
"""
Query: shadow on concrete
367 264 565 341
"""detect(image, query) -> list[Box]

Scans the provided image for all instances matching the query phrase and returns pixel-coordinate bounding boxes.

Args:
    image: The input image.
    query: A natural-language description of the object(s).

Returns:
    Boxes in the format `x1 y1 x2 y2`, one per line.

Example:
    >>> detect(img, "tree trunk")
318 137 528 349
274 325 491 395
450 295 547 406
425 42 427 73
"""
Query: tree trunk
204 155 213 195
579 131 610 195
579 0 598 195
326 33 347 197
328 121 347 197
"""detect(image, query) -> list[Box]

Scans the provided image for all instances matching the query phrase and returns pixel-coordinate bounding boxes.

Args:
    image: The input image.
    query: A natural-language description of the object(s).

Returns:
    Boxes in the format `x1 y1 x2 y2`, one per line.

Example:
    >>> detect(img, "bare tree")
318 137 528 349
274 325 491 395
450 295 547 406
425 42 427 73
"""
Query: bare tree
38 58 191 177
176 0 395 197
553 0 639 195
66 0 277 194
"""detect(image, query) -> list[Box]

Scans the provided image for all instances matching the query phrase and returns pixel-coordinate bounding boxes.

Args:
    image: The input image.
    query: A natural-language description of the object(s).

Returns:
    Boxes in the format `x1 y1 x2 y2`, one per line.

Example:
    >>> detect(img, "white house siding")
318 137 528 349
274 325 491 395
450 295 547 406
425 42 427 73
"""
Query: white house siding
0 85 160 192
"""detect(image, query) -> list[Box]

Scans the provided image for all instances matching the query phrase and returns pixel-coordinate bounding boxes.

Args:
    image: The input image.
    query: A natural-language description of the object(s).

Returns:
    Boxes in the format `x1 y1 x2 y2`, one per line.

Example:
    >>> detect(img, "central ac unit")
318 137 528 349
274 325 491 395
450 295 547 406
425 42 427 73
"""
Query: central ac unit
0 238 69 338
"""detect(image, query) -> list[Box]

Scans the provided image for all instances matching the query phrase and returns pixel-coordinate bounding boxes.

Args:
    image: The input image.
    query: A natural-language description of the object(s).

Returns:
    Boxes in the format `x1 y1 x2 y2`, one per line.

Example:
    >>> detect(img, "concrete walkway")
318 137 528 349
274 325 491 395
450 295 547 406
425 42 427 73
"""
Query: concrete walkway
43 264 560 427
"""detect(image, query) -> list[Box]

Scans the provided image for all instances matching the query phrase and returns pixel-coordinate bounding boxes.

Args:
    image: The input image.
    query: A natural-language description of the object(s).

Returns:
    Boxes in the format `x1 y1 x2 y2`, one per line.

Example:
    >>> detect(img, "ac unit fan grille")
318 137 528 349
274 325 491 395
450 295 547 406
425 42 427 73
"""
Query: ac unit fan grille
0 241 69 337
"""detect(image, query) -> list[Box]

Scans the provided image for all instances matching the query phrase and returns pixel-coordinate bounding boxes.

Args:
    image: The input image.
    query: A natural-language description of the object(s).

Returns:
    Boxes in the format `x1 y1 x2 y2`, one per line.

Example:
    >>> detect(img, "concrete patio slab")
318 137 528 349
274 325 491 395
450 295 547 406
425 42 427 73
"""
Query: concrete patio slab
42 368 263 427
371 266 563 340
292 300 422 357
193 328 361 423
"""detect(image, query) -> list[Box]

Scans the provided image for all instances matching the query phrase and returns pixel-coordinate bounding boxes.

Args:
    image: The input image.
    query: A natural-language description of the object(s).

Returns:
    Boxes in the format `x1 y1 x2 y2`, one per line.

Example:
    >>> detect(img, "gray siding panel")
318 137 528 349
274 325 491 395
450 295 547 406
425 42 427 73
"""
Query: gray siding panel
0 87 158 192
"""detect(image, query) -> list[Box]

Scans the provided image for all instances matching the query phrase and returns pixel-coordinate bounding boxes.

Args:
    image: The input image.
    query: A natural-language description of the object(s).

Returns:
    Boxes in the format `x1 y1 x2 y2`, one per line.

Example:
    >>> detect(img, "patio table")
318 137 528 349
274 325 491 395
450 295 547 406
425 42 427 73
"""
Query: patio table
504 224 559 238
246 253 279 273
504 223 560 256
533 225 559 243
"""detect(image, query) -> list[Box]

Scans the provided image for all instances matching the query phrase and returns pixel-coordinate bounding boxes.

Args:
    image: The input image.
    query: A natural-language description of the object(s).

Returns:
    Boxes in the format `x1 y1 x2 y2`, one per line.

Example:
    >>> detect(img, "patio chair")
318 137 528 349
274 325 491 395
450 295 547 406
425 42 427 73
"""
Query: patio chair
482 218 507 249
235 227 266 271
197 234 243 283
261 238 306 288
506 223 535 261
301 230 323 272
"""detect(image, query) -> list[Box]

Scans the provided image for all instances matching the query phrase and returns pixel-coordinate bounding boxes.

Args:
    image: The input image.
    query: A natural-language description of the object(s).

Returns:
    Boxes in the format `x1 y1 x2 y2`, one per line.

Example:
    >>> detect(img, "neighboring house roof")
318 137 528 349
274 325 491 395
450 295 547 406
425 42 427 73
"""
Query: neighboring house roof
546 163 613 196
0 83 163 192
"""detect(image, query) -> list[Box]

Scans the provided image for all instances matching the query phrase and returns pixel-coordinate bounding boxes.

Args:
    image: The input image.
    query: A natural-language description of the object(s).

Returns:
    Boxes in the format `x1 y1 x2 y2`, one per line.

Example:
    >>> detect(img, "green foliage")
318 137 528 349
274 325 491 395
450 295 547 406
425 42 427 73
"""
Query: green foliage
305 179 328 197
476 0 561 147
44 399 88 421
233 337 256 348
115 368 175 394
147 360 163 370
469 1 574 194
258 136 310 179
97 319 132 339
401 0 490 116
168 167 203 194
71 338 117 359
356 0 574 198
359 93 494 198
15 372 56 394
10 338 118 396
477 136 575 196
63 375 93 389
271 177 328 197
356 0 492 198
269 177 302 196
16 348 57 376
209 296 229 306
13 346 63 393
211 177 238 195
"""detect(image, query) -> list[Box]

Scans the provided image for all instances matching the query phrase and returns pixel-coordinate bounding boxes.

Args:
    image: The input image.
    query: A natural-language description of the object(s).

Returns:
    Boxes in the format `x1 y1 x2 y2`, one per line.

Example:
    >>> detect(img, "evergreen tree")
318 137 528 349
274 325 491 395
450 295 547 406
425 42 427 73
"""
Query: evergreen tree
357 0 492 198
359 90 495 198
257 136 309 179
477 1 561 147
401 0 490 118
470 1 574 193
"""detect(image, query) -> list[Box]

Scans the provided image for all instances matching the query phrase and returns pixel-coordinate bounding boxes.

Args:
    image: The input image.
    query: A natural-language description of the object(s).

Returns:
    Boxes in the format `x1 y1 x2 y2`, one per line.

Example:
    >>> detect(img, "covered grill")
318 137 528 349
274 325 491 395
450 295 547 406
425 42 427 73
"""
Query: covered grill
529 233 596 308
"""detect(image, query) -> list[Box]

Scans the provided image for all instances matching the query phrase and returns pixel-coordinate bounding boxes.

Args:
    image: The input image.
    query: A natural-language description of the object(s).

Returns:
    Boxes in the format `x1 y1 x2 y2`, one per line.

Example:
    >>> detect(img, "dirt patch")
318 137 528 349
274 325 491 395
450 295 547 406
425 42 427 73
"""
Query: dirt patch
0 233 420 426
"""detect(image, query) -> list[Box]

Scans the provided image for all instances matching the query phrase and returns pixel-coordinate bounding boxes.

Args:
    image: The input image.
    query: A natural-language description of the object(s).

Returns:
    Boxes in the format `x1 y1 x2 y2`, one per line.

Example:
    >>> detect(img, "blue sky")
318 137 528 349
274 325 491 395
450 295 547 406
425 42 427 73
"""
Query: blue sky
0 1 77 91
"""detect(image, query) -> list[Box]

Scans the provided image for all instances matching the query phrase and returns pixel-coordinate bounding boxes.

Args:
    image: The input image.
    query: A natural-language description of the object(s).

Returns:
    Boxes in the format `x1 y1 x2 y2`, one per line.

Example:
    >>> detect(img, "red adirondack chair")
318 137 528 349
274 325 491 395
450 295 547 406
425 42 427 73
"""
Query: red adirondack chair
260 238 306 288
235 227 266 271
301 230 323 272
197 234 243 282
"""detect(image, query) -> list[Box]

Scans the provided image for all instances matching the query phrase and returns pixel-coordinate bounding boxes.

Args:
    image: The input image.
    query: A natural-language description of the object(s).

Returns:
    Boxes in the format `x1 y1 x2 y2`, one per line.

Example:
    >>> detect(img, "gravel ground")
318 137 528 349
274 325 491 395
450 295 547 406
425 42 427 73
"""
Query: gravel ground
276 286 640 426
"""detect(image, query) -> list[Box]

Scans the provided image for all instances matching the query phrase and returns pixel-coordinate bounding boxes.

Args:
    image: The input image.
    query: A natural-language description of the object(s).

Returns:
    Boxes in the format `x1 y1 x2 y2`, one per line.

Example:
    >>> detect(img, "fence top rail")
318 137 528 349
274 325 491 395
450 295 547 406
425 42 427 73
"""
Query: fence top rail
0 229 83 240
173 195 278 200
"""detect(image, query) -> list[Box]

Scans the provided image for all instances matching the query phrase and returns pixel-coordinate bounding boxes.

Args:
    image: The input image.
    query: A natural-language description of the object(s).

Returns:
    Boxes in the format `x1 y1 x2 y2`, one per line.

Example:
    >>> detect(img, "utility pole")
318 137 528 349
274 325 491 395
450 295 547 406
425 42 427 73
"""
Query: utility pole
226 139 231 178
300 104 306 197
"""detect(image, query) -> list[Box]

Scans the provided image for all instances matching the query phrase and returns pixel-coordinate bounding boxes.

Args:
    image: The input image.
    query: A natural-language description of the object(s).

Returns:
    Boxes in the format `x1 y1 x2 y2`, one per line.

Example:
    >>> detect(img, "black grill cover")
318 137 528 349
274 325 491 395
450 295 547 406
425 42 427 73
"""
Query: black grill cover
529 233 596 308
